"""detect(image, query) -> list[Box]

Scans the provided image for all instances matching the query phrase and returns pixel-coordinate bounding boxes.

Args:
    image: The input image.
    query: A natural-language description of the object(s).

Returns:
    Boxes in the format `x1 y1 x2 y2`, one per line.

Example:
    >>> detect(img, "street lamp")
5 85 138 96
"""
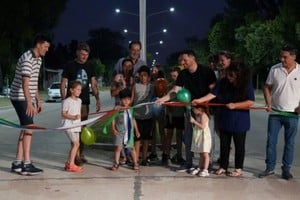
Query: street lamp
115 0 174 63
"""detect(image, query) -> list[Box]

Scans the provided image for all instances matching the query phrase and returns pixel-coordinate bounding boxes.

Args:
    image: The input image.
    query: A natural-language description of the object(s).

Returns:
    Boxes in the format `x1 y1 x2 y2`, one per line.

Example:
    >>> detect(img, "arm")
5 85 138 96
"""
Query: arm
61 110 80 120
226 100 255 110
35 89 42 113
156 85 181 104
133 119 140 138
111 119 119 136
263 84 272 112
91 76 101 112
191 93 216 105
22 76 36 117
190 114 209 129
60 77 68 100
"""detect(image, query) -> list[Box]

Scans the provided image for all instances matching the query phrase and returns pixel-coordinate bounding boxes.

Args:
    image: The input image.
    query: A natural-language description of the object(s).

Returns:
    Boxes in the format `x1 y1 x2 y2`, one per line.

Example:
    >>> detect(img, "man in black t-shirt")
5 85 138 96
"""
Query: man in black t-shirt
61 42 101 165
156 50 216 172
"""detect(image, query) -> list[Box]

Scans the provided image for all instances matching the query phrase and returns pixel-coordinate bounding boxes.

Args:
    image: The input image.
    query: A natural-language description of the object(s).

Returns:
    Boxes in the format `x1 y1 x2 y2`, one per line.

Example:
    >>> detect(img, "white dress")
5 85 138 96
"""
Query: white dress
191 121 211 153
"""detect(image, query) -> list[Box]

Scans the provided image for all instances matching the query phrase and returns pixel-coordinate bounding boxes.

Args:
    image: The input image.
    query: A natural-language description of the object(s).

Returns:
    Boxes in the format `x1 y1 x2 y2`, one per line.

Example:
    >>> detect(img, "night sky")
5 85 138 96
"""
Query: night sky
53 0 225 65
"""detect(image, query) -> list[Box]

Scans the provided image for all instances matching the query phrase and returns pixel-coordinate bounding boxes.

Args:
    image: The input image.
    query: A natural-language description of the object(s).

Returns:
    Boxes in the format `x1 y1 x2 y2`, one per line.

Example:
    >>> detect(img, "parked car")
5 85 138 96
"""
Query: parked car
1 86 11 96
47 82 62 102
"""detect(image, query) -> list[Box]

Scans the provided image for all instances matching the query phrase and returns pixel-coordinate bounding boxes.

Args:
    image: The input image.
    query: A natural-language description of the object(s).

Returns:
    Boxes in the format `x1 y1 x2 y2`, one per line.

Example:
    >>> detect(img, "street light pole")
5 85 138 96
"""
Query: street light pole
139 0 147 62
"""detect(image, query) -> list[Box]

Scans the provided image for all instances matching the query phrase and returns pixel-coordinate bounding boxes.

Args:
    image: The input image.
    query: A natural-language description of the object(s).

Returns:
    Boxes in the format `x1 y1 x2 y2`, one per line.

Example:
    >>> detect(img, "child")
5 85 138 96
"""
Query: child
190 105 211 177
111 88 140 171
132 65 154 166
61 81 83 172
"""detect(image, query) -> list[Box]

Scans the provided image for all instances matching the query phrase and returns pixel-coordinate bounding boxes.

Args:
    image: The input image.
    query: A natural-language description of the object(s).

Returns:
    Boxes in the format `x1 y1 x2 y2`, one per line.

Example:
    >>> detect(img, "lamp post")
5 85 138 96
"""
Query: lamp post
115 0 174 63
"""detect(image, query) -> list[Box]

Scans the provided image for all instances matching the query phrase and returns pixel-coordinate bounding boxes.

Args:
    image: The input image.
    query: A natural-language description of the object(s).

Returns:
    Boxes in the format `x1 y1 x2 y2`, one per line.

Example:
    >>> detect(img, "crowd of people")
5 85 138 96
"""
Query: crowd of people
8 34 300 181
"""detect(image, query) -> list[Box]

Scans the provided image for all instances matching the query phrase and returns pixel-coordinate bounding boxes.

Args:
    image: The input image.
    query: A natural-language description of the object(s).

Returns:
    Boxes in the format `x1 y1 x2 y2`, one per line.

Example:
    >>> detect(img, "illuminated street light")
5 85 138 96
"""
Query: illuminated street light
123 29 139 35
115 1 174 62
148 40 164 47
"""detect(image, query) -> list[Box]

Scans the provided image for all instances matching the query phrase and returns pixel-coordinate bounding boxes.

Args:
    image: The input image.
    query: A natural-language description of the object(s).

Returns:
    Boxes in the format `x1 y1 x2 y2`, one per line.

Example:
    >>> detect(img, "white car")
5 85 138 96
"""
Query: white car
47 82 62 102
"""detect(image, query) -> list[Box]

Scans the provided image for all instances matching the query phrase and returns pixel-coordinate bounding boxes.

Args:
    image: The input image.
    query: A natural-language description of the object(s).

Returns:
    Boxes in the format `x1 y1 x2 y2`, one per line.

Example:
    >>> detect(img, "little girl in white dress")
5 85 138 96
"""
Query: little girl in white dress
190 105 212 177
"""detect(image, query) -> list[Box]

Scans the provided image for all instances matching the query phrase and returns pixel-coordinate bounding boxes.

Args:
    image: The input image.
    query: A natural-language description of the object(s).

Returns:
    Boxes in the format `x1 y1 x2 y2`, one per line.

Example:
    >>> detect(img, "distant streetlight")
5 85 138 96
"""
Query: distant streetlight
148 40 164 47
123 29 139 35
115 0 174 63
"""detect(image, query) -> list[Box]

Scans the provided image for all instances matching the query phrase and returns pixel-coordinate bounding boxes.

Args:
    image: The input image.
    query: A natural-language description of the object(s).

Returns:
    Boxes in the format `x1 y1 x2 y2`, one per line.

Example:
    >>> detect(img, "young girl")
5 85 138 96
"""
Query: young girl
62 81 83 172
111 88 140 171
190 105 211 177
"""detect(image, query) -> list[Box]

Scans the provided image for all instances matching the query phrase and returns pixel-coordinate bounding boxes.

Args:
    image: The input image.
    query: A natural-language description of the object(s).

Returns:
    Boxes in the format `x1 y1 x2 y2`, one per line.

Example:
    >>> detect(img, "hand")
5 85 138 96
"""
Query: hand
135 131 140 138
113 130 120 136
191 100 199 106
26 103 36 117
96 99 101 112
75 114 81 120
266 104 272 112
190 116 196 124
226 103 236 110
155 98 165 105
36 101 42 114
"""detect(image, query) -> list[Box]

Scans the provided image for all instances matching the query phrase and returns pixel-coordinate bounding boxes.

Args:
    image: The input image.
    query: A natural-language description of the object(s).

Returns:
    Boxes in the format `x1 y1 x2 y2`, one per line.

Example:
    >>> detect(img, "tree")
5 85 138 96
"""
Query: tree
89 58 106 78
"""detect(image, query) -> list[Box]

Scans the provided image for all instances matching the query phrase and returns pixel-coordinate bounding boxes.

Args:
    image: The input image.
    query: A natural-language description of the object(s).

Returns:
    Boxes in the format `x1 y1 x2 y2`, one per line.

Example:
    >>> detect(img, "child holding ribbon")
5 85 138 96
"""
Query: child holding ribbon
111 88 140 171
190 105 211 177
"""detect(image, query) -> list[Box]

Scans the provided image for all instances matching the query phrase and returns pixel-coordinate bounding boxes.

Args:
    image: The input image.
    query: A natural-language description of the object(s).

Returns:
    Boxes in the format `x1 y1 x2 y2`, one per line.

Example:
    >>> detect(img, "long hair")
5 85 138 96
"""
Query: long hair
226 62 252 100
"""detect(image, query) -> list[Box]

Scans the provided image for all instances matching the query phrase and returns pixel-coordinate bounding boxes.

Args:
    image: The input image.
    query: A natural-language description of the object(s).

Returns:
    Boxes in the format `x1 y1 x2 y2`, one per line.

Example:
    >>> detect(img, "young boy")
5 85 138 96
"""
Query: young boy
111 88 140 171
131 66 154 166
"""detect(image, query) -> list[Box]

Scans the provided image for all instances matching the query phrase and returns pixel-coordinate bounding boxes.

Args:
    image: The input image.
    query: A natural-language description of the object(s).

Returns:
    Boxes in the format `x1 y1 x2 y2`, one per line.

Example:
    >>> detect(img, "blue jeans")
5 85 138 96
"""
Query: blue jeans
183 111 193 168
266 115 298 172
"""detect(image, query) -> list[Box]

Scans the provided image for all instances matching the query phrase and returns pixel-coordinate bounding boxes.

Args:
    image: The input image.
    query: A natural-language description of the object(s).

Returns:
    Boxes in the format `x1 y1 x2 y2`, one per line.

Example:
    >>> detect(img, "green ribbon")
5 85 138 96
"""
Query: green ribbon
271 108 299 118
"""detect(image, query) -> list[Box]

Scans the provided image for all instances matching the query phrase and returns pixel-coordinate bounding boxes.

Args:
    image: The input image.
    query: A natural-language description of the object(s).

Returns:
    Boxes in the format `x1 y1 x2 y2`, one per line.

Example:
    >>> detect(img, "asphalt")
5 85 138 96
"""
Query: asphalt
0 90 299 200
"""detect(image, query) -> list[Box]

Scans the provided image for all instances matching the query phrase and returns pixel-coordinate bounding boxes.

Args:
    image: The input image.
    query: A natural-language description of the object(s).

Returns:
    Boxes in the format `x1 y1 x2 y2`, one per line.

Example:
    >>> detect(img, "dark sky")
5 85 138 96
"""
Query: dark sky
53 0 225 65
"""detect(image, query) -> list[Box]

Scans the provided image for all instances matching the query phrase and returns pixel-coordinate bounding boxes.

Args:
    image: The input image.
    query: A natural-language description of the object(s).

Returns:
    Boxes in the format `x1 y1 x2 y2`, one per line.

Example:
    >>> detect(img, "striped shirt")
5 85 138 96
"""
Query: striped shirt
10 50 42 102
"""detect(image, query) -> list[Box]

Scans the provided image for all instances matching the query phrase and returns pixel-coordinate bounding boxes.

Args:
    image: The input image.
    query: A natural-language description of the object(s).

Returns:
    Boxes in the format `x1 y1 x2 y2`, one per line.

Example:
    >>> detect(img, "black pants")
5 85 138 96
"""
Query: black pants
219 130 247 170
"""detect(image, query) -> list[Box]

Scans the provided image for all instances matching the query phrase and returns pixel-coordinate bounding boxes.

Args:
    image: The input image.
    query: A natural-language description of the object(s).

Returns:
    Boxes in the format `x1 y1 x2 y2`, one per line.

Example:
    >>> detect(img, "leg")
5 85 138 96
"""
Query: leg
134 140 141 164
141 139 149 163
201 152 210 170
69 140 80 165
184 111 193 168
266 115 282 171
175 128 184 159
282 117 298 172
219 130 232 170
232 132 246 170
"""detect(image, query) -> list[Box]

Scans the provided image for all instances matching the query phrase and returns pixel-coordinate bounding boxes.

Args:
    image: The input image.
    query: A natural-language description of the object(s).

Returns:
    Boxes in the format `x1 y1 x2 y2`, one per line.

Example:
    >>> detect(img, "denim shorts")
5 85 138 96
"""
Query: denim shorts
11 100 34 125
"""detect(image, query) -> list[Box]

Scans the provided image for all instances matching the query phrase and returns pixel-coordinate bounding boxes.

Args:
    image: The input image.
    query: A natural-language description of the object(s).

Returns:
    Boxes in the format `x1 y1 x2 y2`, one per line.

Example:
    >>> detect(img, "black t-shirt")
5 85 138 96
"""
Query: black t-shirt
62 60 96 104
176 64 217 100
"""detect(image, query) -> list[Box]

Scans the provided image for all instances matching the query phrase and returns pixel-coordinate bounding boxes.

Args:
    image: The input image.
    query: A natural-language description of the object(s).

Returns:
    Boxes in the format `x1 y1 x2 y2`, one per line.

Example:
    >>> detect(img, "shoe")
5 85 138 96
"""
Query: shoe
141 160 150 166
147 153 159 162
190 168 200 175
258 169 275 178
199 169 210 177
282 171 293 180
11 162 23 173
171 154 185 165
66 164 83 172
21 163 43 175
161 154 170 166
64 162 70 170
229 169 243 177
215 168 226 175
176 165 194 173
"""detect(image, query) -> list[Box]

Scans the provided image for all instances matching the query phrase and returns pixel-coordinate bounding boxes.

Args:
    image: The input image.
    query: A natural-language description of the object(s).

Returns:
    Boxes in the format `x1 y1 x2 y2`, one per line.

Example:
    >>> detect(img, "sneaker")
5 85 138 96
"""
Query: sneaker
282 171 293 180
147 153 159 162
190 168 201 175
11 162 23 173
176 165 194 173
141 160 150 166
66 164 83 172
258 169 275 178
21 163 43 175
199 169 210 177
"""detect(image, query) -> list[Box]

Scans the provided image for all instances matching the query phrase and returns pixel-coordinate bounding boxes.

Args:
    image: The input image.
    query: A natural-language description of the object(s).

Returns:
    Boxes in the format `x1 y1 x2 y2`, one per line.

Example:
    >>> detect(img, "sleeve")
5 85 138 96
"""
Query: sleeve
206 67 217 85
20 57 33 77
265 68 274 85
113 58 123 75
61 63 70 79
62 99 69 113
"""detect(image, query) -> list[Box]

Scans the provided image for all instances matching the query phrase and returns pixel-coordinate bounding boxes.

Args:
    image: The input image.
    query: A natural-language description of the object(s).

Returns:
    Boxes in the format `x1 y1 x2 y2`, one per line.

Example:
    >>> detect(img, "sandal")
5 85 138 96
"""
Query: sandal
215 168 226 175
111 163 119 171
133 163 139 171
229 169 243 177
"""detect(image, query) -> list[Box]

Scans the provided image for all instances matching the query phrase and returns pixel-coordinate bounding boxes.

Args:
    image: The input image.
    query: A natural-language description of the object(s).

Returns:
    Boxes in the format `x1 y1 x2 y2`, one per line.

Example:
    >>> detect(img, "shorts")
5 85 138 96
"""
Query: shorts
135 118 153 141
66 131 80 142
165 115 184 130
11 100 34 125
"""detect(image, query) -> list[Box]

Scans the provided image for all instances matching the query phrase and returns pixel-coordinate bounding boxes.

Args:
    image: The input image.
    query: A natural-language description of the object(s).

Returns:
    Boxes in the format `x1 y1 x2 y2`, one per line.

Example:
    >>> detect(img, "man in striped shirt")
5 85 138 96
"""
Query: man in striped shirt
10 34 51 175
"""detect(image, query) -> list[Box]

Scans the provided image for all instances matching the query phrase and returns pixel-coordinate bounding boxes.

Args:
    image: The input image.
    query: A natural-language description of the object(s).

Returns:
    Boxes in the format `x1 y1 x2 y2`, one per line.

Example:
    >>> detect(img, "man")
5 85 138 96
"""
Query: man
259 45 300 180
156 50 216 172
113 41 147 77
10 34 51 175
61 42 101 165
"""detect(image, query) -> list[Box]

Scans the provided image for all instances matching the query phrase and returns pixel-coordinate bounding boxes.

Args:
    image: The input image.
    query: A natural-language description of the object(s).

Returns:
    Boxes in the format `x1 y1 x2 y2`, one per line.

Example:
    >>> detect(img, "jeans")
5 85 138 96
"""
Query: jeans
183 110 193 168
266 115 298 172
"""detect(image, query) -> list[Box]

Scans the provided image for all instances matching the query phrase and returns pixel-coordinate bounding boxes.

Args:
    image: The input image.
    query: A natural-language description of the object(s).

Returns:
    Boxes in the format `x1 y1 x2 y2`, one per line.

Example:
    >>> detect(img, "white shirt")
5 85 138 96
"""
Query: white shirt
61 97 82 132
266 62 300 112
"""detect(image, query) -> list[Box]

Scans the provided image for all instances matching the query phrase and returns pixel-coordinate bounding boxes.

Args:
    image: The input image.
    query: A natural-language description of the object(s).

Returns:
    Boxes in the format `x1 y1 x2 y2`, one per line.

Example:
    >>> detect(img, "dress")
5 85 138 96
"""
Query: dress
191 120 211 153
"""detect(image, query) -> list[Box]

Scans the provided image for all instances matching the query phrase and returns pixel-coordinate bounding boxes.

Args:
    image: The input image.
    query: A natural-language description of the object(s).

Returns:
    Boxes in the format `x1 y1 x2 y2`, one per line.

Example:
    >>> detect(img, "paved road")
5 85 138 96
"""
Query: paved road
0 91 299 200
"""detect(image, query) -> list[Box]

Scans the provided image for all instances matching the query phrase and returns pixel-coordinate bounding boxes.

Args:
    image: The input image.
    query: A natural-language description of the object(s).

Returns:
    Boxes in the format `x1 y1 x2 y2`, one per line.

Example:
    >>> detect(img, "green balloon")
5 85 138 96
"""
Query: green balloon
81 127 96 145
177 88 191 103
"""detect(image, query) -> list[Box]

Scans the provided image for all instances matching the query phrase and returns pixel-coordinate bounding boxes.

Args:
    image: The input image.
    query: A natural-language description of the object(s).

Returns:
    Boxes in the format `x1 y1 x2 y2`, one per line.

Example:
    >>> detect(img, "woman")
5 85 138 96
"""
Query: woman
192 62 255 177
